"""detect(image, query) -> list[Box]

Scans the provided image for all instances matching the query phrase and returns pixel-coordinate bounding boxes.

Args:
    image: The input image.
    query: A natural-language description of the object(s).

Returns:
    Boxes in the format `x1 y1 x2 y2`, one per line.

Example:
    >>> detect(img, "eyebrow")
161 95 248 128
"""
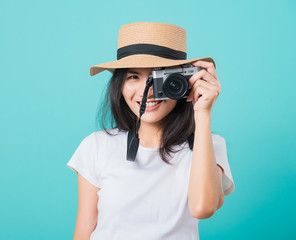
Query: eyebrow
127 70 141 75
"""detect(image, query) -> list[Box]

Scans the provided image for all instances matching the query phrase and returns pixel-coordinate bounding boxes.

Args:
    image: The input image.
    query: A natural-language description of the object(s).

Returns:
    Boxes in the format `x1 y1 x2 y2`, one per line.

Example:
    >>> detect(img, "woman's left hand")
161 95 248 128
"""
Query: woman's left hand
187 60 221 114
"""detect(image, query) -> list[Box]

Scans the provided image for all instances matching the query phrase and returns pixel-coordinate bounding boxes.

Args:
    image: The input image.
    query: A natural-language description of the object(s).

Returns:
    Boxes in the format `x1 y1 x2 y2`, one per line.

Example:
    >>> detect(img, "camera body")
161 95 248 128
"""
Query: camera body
150 63 203 100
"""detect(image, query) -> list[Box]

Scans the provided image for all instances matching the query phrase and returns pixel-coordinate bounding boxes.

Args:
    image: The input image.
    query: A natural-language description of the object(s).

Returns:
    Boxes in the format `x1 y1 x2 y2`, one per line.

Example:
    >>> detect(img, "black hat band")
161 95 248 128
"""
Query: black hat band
117 43 187 60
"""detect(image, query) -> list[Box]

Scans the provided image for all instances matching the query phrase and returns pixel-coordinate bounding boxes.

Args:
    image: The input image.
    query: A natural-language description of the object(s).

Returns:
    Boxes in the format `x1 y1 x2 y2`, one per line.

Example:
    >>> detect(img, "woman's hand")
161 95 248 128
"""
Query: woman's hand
187 60 221 114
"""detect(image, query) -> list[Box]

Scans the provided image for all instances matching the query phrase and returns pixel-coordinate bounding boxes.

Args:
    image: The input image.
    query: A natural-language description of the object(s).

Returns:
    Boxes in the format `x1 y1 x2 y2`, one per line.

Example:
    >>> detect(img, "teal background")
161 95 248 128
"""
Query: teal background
1 0 295 239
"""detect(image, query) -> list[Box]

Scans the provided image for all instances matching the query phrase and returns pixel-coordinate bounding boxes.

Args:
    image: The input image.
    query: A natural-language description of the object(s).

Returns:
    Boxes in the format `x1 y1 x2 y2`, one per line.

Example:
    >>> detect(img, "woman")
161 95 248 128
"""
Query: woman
67 22 235 240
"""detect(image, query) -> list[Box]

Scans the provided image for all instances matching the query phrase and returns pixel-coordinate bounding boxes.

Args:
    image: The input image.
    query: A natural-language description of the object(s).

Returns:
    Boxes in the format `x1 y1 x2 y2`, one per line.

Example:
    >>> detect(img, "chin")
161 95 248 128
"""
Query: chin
139 113 167 125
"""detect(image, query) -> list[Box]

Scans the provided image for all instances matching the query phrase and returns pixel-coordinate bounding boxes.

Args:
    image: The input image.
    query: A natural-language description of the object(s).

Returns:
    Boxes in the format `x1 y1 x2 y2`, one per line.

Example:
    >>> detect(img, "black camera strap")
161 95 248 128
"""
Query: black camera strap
126 76 153 161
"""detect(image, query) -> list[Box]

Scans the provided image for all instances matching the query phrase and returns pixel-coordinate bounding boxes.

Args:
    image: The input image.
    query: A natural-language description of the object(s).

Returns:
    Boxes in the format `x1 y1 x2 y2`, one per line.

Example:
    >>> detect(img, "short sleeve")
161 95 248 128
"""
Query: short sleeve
67 132 101 188
212 134 235 196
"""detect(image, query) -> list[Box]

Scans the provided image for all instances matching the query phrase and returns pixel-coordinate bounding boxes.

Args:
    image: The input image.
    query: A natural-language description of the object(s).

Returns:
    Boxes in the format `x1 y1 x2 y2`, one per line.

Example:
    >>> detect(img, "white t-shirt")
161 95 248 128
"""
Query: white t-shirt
67 128 234 240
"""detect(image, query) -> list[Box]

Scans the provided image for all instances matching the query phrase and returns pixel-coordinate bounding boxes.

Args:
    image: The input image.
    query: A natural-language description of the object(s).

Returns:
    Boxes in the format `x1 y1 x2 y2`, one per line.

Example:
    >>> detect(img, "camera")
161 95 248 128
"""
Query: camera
150 63 204 100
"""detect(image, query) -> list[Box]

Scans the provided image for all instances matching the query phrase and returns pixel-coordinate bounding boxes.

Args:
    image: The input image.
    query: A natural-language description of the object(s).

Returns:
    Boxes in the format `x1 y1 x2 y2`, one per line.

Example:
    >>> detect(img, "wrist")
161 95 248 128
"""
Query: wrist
194 111 211 120
194 111 212 131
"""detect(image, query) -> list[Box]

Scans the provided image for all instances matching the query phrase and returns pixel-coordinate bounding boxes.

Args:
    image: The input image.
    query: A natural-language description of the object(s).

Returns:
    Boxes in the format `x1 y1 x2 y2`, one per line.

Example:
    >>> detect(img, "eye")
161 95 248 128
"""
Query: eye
127 75 139 79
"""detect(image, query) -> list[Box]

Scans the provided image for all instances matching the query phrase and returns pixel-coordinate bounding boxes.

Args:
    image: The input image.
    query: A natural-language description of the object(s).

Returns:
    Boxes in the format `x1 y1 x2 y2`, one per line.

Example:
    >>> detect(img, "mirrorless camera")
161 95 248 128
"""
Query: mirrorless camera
150 63 204 100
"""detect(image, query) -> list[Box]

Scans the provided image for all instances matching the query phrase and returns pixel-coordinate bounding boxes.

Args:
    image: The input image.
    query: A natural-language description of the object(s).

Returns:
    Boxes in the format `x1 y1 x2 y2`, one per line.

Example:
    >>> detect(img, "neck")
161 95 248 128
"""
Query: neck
138 122 163 148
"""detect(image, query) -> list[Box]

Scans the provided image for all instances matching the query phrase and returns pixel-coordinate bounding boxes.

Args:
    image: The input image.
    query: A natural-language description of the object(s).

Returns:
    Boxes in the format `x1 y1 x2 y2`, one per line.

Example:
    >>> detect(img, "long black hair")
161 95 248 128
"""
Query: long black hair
96 68 195 165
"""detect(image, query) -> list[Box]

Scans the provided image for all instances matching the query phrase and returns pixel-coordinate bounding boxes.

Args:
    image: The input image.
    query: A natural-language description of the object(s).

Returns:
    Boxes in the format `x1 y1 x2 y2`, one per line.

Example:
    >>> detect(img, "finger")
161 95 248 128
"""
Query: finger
191 80 220 101
187 86 194 102
188 78 212 101
192 85 205 103
188 84 201 104
188 69 217 88
191 60 217 78
188 69 219 89
189 81 206 102
191 60 218 80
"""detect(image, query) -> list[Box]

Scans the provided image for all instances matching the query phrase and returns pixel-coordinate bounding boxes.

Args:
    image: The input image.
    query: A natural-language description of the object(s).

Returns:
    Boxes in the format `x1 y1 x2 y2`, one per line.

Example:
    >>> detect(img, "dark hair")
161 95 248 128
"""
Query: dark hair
96 68 196 165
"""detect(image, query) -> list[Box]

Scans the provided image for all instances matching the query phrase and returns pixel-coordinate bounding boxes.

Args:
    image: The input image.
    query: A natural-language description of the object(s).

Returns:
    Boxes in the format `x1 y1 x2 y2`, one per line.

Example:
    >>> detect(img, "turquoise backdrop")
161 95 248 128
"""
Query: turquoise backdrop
1 0 295 239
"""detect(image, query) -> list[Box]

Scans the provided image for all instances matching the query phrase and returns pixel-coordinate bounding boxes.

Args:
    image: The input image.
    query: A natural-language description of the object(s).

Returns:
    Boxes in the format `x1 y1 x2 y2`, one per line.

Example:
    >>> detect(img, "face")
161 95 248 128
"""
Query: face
122 68 177 126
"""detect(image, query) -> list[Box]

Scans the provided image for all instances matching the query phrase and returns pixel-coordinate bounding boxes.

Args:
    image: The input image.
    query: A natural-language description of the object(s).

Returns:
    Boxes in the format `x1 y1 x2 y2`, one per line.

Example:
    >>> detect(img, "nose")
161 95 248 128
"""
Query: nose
139 75 154 99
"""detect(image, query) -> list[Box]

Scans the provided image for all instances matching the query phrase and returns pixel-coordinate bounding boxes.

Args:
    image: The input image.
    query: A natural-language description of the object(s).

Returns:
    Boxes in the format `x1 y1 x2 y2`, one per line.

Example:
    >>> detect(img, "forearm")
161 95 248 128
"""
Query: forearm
188 112 222 219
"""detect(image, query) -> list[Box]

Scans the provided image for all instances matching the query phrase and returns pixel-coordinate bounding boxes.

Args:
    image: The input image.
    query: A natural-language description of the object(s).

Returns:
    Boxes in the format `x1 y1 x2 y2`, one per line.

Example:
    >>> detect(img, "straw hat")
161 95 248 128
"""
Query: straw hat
89 22 216 76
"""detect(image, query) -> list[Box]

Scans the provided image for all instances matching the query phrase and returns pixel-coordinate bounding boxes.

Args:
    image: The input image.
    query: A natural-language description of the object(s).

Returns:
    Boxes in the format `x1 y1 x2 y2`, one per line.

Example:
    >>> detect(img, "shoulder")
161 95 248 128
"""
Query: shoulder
82 128 127 141
77 128 126 147
210 133 227 153
93 128 127 140
83 128 128 149
211 133 226 144
74 128 128 162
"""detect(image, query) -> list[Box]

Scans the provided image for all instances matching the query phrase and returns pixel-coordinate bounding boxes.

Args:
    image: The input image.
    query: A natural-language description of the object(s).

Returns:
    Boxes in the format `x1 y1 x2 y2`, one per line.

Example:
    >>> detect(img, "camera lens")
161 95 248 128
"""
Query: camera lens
169 81 181 91
163 73 188 100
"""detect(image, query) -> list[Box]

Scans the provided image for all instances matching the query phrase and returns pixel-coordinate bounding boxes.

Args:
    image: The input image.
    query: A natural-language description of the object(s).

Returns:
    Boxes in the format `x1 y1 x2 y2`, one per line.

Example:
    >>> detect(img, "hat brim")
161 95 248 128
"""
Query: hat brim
89 55 216 76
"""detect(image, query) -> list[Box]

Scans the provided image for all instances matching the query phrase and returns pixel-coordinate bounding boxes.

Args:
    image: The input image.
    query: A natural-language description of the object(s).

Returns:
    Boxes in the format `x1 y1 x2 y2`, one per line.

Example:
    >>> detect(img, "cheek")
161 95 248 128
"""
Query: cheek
122 82 136 100
167 100 178 110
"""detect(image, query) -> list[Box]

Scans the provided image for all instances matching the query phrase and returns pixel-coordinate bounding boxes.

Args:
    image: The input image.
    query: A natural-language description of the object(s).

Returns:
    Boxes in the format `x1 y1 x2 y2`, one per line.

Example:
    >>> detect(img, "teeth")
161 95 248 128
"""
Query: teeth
147 101 160 107
139 101 161 107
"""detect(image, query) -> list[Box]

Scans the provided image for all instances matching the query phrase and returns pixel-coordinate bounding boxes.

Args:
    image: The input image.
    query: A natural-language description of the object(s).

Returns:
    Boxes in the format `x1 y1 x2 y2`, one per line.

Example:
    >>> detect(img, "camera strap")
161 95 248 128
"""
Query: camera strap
126 76 153 161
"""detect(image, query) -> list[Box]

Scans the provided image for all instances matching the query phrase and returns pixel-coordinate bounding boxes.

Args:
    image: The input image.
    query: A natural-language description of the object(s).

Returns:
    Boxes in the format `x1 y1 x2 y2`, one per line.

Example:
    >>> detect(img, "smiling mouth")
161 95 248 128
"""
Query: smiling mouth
137 100 162 107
